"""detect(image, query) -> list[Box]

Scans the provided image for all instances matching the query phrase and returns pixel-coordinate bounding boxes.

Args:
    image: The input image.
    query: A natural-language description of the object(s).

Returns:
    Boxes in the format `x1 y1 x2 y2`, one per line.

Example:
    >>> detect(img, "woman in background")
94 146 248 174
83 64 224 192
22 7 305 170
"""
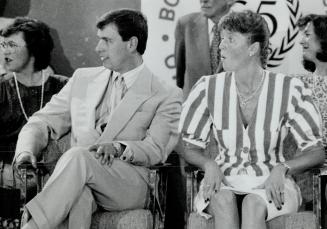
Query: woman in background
296 14 327 147
0 17 68 196
179 10 325 229
295 13 327 217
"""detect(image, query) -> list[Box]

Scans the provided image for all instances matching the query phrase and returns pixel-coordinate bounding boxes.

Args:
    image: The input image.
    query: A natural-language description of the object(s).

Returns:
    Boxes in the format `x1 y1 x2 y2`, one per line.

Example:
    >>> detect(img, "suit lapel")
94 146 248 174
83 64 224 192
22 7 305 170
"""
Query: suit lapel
98 66 154 142
85 68 112 128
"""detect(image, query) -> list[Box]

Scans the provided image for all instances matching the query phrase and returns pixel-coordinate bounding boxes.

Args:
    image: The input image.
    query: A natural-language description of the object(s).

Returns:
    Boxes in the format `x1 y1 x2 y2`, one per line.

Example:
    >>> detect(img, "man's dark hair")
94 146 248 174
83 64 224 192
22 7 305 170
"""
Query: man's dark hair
297 14 327 63
219 10 270 68
96 9 148 55
1 17 54 71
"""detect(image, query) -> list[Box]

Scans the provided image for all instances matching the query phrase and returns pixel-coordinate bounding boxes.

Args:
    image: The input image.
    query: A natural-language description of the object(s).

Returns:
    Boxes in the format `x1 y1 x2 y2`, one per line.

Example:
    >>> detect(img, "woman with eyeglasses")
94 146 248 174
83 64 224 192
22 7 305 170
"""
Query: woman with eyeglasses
0 17 68 201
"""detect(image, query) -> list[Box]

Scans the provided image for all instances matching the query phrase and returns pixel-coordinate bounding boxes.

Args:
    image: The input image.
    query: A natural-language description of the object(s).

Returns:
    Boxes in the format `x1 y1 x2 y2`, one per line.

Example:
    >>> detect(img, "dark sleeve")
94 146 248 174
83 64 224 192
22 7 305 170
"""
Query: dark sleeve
175 18 186 89
50 74 69 92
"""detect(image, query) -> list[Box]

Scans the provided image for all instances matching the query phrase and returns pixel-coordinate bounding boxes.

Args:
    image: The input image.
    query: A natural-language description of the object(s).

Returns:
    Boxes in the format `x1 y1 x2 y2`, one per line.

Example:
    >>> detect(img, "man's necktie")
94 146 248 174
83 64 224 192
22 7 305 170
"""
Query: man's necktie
110 74 127 112
99 75 127 132
210 23 220 74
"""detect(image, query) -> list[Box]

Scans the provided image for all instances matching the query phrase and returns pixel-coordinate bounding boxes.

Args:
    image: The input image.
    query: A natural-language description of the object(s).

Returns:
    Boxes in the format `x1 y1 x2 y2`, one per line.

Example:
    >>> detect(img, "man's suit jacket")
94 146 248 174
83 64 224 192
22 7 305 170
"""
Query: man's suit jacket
15 66 183 167
175 12 212 98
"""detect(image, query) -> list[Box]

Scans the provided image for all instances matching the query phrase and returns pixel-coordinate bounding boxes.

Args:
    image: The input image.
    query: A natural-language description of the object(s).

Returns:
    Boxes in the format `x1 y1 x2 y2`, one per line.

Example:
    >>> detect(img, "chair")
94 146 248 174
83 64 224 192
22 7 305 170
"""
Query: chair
185 134 327 229
22 133 168 229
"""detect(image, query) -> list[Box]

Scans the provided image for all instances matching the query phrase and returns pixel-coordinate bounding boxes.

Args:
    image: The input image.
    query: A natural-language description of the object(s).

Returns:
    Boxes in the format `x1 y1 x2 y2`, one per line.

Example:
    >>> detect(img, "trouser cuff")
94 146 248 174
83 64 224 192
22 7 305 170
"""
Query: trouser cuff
26 198 51 229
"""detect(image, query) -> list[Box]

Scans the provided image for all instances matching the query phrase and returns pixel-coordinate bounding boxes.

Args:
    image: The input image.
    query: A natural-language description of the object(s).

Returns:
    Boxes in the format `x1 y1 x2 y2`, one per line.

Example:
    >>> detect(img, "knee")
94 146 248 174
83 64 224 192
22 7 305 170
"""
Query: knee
242 194 267 218
64 146 90 160
210 190 237 211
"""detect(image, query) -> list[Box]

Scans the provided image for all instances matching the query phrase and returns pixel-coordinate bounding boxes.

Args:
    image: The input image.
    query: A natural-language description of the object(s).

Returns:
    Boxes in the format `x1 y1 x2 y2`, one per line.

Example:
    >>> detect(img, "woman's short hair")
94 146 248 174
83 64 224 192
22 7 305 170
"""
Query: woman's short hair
1 17 54 71
297 14 327 63
219 10 270 68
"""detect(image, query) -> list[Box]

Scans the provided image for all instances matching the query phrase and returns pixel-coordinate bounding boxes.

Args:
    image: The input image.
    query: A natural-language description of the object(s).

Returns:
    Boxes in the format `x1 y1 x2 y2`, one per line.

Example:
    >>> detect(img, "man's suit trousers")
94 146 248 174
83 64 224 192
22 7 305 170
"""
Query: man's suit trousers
25 147 149 229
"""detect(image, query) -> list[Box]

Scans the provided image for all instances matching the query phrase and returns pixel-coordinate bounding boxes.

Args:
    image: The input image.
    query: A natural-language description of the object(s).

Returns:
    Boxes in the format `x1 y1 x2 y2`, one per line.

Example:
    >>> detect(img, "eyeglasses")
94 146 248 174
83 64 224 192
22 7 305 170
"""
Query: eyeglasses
0 41 26 53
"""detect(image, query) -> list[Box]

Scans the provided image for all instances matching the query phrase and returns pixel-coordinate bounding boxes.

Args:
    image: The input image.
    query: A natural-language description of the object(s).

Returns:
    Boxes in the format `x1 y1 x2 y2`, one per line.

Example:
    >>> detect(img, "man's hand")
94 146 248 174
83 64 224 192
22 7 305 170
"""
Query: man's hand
254 164 288 210
14 151 37 176
89 143 120 166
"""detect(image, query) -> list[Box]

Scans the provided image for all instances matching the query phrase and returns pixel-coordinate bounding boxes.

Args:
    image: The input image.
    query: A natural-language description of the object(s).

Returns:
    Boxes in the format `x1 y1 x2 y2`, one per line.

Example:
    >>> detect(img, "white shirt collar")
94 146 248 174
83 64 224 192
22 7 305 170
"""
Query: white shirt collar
113 62 145 89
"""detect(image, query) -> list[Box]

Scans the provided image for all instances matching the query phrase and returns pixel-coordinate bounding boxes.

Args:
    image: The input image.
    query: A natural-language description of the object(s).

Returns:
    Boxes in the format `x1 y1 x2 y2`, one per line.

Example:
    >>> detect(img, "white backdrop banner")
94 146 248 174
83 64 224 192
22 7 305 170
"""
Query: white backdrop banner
141 0 327 84
141 0 199 85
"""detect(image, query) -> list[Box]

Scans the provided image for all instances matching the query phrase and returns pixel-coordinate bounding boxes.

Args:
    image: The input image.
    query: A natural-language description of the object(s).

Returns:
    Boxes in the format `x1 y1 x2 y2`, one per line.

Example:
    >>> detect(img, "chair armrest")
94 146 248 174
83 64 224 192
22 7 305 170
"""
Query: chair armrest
292 165 327 225
147 163 171 228
185 165 204 214
311 165 327 226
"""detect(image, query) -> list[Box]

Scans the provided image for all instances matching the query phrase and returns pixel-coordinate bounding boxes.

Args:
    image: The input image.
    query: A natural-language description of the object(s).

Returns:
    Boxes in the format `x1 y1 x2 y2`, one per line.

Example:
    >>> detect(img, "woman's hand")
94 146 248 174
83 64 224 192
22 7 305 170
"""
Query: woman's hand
202 161 231 202
254 164 288 210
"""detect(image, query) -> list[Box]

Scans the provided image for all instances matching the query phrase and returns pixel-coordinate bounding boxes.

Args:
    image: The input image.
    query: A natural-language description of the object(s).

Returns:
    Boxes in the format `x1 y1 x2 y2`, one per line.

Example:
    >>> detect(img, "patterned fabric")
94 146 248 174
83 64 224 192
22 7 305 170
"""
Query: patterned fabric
0 74 68 162
109 75 127 113
210 23 220 74
293 73 327 147
179 71 322 177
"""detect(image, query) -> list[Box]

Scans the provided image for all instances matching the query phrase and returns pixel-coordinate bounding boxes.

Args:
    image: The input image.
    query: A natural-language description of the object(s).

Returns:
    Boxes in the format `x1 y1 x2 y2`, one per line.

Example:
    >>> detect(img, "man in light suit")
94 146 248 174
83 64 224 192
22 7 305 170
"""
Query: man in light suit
14 9 182 229
175 0 235 97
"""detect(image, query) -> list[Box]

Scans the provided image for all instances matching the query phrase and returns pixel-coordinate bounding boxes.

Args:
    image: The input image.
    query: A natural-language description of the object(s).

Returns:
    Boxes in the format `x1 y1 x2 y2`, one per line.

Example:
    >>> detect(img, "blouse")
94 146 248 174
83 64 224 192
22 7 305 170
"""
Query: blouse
0 73 68 162
179 71 322 177
295 73 327 146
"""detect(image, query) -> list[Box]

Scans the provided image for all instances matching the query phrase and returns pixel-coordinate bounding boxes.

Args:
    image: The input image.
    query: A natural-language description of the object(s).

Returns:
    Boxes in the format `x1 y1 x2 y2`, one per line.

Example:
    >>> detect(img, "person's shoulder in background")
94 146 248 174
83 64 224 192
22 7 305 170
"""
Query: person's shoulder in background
0 71 13 83
46 73 69 94
177 12 202 25
48 74 69 83
289 72 313 86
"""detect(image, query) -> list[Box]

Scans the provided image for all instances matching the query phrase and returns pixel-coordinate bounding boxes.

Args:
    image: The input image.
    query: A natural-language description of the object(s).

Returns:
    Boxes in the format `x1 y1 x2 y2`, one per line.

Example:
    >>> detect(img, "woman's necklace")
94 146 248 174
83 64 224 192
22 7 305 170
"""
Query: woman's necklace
236 71 265 107
13 71 45 122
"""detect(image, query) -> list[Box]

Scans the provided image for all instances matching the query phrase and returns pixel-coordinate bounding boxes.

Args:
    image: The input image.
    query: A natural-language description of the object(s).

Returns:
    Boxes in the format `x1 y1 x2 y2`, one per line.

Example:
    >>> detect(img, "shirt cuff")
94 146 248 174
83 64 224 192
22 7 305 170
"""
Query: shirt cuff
117 141 134 163
182 138 207 149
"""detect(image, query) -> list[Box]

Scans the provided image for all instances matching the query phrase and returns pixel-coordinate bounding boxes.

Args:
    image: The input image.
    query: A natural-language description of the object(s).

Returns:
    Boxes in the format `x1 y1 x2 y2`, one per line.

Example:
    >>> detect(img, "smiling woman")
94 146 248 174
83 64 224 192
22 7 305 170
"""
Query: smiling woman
294 14 327 147
290 14 327 218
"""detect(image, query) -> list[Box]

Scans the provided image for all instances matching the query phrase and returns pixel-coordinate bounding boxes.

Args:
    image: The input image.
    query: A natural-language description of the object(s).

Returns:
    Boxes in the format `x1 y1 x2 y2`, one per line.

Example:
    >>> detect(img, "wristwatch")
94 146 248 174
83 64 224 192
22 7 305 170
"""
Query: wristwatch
279 162 291 175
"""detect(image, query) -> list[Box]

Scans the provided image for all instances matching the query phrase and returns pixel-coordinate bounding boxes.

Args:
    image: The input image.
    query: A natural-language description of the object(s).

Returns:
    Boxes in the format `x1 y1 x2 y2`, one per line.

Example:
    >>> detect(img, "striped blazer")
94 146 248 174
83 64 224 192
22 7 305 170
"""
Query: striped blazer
179 71 322 177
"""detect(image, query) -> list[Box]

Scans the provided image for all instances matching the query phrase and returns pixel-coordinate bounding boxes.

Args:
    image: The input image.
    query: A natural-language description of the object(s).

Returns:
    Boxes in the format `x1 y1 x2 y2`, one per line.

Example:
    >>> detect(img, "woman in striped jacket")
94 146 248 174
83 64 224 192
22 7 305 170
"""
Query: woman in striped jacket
179 10 325 229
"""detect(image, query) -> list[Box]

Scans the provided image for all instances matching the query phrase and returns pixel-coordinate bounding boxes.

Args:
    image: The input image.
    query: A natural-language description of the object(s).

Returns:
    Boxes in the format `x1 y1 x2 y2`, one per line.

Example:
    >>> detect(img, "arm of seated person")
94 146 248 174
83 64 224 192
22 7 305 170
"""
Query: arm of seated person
182 140 226 201
116 87 183 167
13 151 37 177
88 142 126 166
282 143 325 175
255 143 325 210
